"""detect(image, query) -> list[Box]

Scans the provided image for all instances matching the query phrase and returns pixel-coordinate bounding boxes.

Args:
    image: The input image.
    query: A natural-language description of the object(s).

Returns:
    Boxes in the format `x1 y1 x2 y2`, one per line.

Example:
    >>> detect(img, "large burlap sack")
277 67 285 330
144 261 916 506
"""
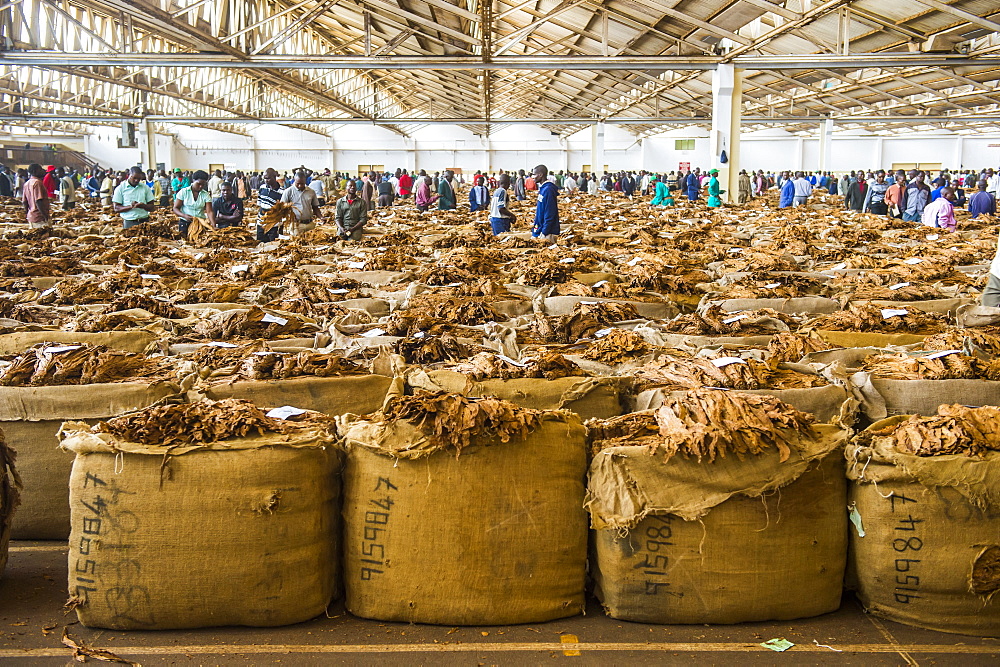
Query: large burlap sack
847 420 1000 636
406 369 622 419
0 382 180 539
340 411 588 625
543 296 676 320
709 297 840 315
0 430 19 579
61 424 339 630
872 379 1000 416
0 331 157 355
860 298 975 317
587 425 848 624
202 375 394 417
633 385 853 424
817 330 926 348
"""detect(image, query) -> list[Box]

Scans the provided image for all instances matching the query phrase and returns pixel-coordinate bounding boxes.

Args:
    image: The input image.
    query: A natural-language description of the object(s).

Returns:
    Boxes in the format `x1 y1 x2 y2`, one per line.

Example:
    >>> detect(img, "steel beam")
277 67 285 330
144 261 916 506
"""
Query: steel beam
2 114 998 124
1 52 995 69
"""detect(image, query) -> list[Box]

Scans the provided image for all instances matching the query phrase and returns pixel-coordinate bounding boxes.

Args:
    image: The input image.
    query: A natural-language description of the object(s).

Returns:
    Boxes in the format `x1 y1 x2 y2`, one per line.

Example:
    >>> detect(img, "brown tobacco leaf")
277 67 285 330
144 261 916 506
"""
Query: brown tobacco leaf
766 331 835 363
103 294 188 319
395 333 469 364
380 391 542 454
875 405 1000 458
586 412 661 456
921 329 1000 357
191 306 313 340
234 350 365 380
454 351 585 381
582 329 650 363
261 201 298 233
860 352 982 380
652 388 818 463
661 305 795 336
0 344 173 387
99 398 296 448
62 628 139 665
632 353 823 392
809 303 946 334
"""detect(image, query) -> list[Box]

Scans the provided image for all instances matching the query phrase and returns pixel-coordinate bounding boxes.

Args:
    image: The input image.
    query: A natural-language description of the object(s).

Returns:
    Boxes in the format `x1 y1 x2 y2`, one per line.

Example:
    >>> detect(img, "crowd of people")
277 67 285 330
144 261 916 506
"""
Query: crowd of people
7 160 999 242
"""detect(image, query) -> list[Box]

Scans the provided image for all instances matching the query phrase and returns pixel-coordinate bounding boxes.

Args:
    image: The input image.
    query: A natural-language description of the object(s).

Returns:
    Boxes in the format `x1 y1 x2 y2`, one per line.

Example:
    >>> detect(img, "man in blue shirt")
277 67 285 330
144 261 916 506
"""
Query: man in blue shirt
532 164 559 242
779 172 795 208
685 169 700 201
969 180 996 219
469 176 489 212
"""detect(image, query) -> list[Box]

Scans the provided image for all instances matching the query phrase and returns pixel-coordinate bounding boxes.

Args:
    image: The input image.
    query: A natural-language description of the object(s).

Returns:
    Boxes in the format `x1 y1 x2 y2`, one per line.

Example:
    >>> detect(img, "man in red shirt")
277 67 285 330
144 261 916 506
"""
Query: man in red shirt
397 169 413 198
41 165 58 199
23 163 51 228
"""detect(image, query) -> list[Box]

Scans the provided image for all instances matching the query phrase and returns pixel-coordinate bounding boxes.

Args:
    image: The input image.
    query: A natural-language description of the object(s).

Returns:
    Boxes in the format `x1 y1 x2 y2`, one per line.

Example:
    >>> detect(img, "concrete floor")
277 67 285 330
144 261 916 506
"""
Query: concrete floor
2 542 998 666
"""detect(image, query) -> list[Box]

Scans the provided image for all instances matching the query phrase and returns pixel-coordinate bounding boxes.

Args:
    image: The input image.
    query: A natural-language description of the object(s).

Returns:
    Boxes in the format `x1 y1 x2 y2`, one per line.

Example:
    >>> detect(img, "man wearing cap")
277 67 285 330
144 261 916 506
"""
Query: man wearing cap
706 169 724 208
170 168 189 197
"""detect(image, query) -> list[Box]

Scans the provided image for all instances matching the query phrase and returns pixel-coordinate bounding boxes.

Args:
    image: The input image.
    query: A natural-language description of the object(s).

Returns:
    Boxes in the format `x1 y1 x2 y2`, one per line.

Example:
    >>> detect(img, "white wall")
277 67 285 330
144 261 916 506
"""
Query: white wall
51 122 1000 175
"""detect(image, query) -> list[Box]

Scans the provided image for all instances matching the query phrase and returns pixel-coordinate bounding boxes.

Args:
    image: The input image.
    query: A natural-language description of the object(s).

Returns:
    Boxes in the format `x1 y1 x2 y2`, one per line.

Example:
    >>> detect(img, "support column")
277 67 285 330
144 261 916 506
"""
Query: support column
874 136 884 169
818 118 834 173
138 119 156 170
953 136 964 170
795 137 805 171
590 121 605 176
711 64 741 203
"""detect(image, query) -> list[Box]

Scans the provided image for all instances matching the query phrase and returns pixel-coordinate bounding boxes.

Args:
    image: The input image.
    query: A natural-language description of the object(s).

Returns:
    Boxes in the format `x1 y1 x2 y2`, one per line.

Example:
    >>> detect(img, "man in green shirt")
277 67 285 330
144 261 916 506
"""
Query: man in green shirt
112 167 156 229
437 170 456 210
170 168 189 196
335 179 367 241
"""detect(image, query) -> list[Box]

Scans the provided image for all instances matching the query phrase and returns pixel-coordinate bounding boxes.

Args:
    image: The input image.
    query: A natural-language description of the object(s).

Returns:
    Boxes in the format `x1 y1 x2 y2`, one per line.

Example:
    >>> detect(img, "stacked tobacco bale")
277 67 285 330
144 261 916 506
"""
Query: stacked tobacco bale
586 389 849 624
0 427 18 578
61 399 340 629
847 407 1000 636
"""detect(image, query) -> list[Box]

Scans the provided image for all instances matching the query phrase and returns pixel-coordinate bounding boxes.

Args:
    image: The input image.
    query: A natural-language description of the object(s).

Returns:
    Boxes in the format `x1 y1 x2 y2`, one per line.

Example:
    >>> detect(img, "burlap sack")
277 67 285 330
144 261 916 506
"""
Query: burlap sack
633 385 853 424
709 297 840 315
406 369 622 419
872 379 1000 416
202 375 394 417
61 424 339 630
847 422 1000 636
0 382 180 539
817 330 926 348
543 296 677 320
859 298 974 317
0 331 157 355
340 413 588 625
0 430 19 579
587 425 848 624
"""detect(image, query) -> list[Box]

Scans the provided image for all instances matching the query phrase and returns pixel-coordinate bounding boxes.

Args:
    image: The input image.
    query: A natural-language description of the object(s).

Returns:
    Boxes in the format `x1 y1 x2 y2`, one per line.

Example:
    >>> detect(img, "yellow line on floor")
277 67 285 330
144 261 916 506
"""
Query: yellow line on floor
858 597 920 666
0 643 997 657
9 545 67 552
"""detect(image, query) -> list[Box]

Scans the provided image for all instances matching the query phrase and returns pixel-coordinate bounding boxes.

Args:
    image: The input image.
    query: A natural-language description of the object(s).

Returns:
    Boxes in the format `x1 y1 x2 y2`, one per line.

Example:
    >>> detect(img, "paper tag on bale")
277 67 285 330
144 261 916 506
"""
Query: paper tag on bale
722 314 749 324
362 328 386 338
207 341 238 348
904 258 923 265
42 345 82 354
265 405 309 420
711 356 746 368
889 282 910 290
261 313 288 326
881 308 908 319
925 349 962 360
230 264 250 274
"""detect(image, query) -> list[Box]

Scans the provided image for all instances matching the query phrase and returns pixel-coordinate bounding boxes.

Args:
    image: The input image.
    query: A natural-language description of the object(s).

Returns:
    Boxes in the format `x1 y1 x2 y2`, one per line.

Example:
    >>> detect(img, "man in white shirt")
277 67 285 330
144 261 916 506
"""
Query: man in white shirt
207 170 224 198
792 171 813 206
308 176 325 206
564 173 578 193
280 171 322 235
987 168 1000 200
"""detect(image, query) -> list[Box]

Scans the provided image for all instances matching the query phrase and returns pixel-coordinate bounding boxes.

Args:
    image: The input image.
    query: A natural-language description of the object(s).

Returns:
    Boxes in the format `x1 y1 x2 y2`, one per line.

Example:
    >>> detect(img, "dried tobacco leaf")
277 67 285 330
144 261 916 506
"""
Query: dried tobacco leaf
0 344 174 386
808 303 946 334
860 352 982 380
873 405 1000 458
99 398 299 447
653 388 818 463
379 391 542 454
766 331 834 363
582 328 650 363
395 333 469 364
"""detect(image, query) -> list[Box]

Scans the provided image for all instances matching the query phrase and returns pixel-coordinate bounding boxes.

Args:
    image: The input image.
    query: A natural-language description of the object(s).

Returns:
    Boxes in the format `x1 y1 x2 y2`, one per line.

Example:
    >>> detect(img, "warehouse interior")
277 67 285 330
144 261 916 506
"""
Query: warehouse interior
1 0 1000 664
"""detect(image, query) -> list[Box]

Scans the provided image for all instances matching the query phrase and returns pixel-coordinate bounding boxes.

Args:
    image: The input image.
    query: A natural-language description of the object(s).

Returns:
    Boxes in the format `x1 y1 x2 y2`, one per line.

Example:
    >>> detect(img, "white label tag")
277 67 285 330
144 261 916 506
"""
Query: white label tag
832 263 847 271
169 248 180 254
594 328 614 338
261 313 288 326
412 331 426 339
497 354 528 367
728 247 743 254
548 244 559 250
446 282 462 287
881 308 909 319
926 234 939 241
627 257 641 267
362 328 386 337
592 280 608 288
889 282 910 290
207 341 238 348
348 261 366 269
628 239 641 245
925 349 962 360
277 234 291 240
904 258 923 265
712 356 746 368
579 300 599 305
40 287 57 297
764 283 781 289
331 288 349 294
559 257 576 264
230 264 250 274
266 405 309 420
41 345 82 354
722 314 750 324
140 274 161 280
